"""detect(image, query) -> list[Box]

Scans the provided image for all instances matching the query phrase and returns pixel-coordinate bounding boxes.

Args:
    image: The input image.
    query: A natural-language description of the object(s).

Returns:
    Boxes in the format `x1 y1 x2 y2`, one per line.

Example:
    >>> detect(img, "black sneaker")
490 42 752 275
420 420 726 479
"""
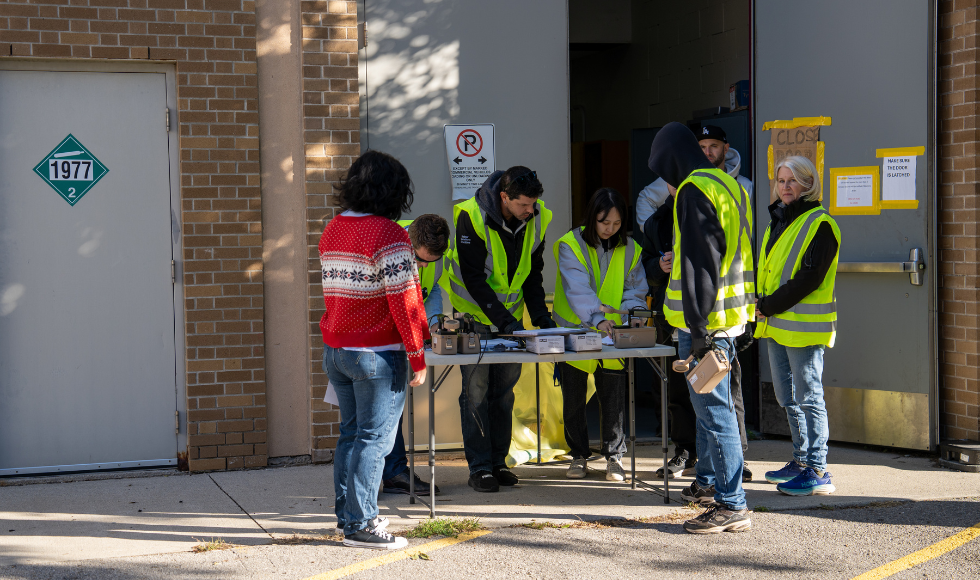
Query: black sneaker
655 450 689 479
343 524 408 549
492 466 518 486
382 471 442 496
683 505 751 534
679 480 716 504
742 462 753 482
468 470 499 493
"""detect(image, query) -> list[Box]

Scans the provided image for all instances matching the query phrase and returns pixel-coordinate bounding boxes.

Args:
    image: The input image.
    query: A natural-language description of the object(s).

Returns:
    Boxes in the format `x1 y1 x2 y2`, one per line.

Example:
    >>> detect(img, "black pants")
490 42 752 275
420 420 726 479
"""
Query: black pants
558 362 626 460
660 350 748 457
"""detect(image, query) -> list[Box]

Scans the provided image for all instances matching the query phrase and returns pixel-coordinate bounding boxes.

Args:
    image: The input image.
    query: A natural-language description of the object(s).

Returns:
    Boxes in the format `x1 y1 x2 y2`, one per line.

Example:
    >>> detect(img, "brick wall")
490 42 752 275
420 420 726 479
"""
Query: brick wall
0 0 269 470
937 0 979 441
301 0 358 460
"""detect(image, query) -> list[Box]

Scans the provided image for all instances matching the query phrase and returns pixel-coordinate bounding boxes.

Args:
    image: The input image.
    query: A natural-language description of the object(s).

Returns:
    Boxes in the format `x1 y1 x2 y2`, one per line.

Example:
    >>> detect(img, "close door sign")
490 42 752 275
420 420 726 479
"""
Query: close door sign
33 134 109 206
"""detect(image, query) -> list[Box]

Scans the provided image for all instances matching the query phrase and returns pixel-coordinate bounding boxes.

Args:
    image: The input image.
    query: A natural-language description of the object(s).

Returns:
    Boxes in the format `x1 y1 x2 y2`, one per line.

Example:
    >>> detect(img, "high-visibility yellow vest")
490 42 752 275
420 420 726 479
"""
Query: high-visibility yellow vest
447 197 552 326
397 219 443 301
664 169 755 330
754 207 840 347
553 227 641 372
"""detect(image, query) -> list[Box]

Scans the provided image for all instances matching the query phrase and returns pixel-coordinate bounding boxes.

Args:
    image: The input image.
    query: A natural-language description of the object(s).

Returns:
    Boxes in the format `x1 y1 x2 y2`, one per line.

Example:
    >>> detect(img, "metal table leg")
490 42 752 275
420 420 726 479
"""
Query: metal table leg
629 357 636 489
660 355 669 504
535 362 542 464
408 373 415 504
428 365 436 518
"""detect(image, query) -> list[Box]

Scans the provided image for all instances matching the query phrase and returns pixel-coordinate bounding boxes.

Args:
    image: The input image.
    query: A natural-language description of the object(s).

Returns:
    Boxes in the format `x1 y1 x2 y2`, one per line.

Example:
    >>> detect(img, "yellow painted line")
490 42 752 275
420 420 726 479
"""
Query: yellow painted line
299 530 492 580
851 521 980 580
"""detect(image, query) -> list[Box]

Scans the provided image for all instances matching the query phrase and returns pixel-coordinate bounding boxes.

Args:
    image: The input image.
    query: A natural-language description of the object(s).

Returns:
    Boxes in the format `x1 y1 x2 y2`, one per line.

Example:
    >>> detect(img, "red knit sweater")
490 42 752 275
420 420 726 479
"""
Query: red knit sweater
319 214 430 372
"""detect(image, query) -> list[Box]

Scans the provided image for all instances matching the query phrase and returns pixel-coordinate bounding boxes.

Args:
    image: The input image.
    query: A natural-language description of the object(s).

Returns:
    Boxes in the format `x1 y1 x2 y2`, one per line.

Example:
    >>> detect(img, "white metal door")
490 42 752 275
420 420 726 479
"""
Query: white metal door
0 69 179 474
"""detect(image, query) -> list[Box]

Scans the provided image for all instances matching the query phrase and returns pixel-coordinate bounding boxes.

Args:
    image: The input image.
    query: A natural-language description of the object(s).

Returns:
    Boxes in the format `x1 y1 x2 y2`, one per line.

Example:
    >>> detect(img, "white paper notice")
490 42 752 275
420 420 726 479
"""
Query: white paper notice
882 156 916 202
444 124 495 200
323 381 339 406
837 174 875 208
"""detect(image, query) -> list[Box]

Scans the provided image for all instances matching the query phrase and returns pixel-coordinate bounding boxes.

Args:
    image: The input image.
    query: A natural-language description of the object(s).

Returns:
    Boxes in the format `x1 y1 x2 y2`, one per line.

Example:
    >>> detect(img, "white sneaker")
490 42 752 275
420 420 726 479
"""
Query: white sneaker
566 458 588 479
606 457 626 482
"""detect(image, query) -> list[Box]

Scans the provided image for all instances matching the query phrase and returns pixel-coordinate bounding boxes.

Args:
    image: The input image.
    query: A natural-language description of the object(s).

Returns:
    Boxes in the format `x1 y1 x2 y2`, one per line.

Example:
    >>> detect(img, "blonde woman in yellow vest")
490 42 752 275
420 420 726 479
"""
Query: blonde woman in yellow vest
755 156 840 497
553 188 648 482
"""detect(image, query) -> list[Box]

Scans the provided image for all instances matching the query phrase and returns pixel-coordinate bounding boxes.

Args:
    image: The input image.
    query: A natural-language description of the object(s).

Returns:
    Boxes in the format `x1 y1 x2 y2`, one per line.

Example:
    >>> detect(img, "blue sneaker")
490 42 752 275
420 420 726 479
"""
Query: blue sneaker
765 460 805 484
777 467 836 496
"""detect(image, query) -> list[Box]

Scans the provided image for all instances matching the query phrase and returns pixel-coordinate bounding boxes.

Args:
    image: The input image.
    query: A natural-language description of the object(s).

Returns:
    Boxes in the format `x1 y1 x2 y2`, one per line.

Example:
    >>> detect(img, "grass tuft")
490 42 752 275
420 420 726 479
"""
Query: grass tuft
754 505 770 513
191 538 236 553
519 521 572 530
405 517 483 538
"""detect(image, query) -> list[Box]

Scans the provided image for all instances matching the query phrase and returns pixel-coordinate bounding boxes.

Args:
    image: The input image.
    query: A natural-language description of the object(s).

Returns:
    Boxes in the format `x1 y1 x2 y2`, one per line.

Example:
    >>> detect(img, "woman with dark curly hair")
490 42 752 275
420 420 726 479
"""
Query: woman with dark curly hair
318 150 429 550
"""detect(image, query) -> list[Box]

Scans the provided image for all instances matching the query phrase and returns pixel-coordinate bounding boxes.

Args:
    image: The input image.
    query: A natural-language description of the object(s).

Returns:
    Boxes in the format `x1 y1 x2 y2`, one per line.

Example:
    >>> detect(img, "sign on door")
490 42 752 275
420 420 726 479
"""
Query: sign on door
33 134 109 206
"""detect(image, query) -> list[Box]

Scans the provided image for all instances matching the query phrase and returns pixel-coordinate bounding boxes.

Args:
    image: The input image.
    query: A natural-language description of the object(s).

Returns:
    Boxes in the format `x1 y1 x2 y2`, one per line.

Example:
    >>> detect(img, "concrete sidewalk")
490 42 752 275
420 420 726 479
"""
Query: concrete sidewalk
0 440 976 566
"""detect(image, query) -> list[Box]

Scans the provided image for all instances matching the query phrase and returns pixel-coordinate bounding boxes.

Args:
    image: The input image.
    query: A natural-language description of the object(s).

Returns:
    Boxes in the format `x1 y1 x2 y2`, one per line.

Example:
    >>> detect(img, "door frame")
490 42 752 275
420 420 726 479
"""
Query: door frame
0 58 187 470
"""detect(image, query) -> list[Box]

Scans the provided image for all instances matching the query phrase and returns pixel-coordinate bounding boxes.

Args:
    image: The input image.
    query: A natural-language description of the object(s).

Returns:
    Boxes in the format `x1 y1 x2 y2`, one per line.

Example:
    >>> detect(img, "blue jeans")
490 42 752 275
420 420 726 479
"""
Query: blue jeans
678 331 745 510
381 414 408 481
766 339 829 472
459 362 521 474
323 347 408 535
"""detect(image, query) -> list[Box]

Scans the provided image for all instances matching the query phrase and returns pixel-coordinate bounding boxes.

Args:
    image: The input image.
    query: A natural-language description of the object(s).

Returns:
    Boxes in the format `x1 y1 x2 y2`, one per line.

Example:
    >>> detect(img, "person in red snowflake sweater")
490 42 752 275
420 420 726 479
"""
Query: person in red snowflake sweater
318 150 429 550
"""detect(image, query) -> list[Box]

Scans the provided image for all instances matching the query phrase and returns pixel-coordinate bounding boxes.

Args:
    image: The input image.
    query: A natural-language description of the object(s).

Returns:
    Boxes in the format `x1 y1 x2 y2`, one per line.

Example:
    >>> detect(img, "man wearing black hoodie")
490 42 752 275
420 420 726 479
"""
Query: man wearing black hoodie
446 166 555 493
648 122 755 534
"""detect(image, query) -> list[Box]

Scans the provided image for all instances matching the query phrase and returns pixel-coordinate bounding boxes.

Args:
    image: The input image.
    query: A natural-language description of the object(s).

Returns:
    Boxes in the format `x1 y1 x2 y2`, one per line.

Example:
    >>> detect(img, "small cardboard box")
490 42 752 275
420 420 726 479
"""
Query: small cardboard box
526 335 565 354
564 332 601 352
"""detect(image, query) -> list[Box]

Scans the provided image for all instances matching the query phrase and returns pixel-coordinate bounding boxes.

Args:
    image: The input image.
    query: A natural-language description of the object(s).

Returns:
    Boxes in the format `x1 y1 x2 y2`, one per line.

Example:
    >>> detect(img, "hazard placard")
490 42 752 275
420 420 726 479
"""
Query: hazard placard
444 124 495 200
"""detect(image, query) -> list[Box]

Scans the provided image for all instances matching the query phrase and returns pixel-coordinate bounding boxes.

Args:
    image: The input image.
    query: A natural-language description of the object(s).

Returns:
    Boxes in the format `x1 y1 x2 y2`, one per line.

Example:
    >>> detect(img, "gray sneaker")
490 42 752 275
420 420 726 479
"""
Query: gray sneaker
683 505 752 534
679 480 716 504
566 458 588 479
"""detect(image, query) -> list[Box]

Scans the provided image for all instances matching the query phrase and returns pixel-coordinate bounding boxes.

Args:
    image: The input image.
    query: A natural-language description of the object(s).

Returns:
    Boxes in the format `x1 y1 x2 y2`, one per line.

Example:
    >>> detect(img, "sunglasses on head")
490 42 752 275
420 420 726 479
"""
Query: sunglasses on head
512 171 537 185
415 252 440 264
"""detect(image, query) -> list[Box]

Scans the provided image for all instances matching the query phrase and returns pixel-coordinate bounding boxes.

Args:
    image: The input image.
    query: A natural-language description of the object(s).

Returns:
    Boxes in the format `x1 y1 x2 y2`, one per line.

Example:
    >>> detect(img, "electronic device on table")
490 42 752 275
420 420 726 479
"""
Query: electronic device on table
611 308 659 349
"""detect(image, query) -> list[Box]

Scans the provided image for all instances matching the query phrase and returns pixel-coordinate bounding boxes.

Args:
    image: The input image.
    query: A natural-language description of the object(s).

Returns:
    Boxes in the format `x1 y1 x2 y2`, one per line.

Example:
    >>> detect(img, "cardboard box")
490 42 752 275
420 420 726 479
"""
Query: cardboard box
564 332 601 352
526 335 565 354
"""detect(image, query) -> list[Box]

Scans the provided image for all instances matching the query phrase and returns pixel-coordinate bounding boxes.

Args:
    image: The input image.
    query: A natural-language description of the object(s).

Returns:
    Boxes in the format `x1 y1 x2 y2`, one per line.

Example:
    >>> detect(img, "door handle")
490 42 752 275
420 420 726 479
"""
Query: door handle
837 248 925 286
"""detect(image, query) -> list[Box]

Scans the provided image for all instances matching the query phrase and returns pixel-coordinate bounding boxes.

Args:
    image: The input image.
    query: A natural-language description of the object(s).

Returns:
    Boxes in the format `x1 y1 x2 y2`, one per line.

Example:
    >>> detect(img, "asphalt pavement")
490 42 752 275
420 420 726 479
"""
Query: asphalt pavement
0 440 978 579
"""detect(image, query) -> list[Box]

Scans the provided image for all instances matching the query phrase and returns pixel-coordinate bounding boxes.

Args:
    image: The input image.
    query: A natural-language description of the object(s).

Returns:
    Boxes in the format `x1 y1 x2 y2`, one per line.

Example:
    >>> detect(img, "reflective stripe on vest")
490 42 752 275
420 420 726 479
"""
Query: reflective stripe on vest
552 228 639 372
447 197 552 325
754 207 840 347
663 169 756 330
397 219 442 299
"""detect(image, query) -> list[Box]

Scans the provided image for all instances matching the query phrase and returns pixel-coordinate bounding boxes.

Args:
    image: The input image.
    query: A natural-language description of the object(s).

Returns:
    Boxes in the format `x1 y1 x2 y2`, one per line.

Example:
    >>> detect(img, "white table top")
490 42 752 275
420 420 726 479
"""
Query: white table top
424 344 675 366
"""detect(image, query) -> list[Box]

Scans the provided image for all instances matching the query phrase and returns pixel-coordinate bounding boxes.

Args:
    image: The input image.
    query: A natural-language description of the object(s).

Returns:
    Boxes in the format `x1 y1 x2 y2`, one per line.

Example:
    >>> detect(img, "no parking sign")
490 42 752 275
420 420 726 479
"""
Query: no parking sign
444 124 495 200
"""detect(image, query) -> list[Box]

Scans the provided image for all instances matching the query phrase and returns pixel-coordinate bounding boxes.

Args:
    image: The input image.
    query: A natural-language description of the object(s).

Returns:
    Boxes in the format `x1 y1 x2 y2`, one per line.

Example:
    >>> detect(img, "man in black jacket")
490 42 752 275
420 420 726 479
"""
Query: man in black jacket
448 166 555 493
648 122 753 534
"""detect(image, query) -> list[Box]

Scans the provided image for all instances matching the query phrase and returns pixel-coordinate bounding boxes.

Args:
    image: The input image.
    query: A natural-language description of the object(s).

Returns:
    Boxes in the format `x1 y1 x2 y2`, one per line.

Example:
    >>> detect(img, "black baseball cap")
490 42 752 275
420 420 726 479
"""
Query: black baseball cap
697 125 728 143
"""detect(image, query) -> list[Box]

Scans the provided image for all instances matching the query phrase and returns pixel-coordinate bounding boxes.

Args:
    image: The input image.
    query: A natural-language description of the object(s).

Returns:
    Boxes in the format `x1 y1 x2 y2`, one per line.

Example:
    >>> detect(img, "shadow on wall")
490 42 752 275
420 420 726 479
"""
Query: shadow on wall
364 1 459 159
